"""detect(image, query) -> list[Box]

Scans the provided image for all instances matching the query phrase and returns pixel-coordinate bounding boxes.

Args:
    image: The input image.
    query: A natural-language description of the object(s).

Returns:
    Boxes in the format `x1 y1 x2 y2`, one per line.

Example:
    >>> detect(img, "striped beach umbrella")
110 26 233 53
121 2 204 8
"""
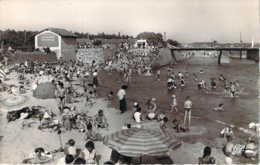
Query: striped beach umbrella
103 128 181 158
0 68 6 80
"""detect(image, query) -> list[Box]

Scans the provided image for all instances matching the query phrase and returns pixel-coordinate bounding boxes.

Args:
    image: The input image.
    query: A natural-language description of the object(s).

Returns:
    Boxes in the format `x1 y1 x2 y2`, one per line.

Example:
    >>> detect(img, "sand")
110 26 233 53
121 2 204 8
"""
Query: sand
0 57 258 164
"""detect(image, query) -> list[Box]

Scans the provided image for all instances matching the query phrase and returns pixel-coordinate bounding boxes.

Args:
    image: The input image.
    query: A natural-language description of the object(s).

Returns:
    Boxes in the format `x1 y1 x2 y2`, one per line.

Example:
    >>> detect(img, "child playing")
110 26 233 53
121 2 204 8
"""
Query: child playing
170 95 178 112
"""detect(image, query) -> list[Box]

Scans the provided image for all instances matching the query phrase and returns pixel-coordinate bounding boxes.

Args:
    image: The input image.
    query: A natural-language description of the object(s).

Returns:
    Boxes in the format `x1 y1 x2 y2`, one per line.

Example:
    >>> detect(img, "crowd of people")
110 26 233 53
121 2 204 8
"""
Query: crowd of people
0 46 259 164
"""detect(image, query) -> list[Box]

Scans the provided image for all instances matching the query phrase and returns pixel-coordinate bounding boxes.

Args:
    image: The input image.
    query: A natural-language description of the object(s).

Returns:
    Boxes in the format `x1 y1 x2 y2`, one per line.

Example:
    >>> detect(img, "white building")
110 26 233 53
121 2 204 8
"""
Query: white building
35 28 77 60
134 39 148 48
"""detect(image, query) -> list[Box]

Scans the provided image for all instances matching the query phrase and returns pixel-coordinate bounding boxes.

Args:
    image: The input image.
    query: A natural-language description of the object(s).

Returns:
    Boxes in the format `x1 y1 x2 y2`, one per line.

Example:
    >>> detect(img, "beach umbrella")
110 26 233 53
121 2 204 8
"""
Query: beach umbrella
103 128 181 162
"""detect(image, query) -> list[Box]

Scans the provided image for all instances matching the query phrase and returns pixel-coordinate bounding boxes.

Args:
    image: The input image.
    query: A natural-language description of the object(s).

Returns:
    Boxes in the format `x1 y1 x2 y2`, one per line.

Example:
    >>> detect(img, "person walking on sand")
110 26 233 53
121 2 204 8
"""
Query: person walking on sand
117 85 128 114
183 96 192 131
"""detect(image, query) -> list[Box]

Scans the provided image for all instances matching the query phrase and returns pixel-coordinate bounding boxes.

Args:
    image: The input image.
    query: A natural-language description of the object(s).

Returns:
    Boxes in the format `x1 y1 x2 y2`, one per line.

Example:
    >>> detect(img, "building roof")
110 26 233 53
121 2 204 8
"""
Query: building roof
76 38 92 43
41 28 77 38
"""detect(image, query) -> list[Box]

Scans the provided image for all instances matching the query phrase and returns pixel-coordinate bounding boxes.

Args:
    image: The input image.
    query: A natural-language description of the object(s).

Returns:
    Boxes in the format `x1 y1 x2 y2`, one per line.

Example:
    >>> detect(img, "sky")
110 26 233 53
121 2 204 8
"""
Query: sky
0 0 259 43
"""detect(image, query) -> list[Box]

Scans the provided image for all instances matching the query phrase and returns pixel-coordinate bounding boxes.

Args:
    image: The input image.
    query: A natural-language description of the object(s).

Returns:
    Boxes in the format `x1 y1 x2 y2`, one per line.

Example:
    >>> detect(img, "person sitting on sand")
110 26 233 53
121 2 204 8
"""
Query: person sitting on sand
248 122 260 137
223 139 234 157
75 115 86 132
146 98 157 120
122 123 132 130
160 117 168 130
107 91 114 100
85 90 95 107
198 146 216 164
210 78 217 89
132 102 139 112
219 74 226 82
62 108 73 131
73 148 86 164
56 154 74 165
82 141 97 164
40 109 52 126
19 85 26 94
84 123 101 141
177 72 184 79
27 147 53 164
157 112 166 122
133 107 142 124
94 110 108 129
243 138 258 159
172 119 186 133
64 139 77 157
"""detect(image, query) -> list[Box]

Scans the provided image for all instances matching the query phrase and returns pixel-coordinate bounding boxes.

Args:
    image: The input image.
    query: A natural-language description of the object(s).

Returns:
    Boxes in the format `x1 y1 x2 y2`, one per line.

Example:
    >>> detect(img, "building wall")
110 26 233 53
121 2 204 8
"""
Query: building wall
61 37 77 61
35 31 61 59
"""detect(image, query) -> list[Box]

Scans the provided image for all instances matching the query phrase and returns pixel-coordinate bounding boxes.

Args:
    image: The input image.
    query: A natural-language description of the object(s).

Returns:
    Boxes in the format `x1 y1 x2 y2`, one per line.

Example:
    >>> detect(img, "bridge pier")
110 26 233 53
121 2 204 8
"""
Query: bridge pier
170 50 178 63
218 50 222 65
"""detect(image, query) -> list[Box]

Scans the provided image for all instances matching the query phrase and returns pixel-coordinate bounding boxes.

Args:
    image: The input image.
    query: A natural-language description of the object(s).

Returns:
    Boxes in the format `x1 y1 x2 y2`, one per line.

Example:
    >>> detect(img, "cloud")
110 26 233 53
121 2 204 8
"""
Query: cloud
0 0 259 42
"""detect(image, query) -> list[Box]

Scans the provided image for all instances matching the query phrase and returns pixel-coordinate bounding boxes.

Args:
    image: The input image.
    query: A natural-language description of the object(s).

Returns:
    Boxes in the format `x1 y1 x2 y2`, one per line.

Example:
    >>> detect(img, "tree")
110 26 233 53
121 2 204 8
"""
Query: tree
167 39 180 47
212 40 218 47
136 32 164 46
92 40 102 46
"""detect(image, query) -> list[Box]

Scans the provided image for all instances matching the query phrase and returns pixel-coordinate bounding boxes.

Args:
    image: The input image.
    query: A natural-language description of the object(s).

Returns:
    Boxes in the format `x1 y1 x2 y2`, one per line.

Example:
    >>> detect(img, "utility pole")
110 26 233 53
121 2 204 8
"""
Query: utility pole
240 32 243 47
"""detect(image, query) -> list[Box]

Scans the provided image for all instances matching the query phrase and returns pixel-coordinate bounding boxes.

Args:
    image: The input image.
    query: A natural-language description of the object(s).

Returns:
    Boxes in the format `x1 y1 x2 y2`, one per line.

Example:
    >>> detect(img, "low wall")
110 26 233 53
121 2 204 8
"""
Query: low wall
76 48 104 64
11 51 57 63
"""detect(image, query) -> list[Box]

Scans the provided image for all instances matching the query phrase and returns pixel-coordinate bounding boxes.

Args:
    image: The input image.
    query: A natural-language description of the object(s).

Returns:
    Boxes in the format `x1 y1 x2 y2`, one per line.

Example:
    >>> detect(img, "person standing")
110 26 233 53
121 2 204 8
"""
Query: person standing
56 82 66 114
117 85 128 114
127 68 132 84
171 95 178 112
230 82 236 97
180 78 185 90
183 96 192 130
156 69 160 81
92 70 98 89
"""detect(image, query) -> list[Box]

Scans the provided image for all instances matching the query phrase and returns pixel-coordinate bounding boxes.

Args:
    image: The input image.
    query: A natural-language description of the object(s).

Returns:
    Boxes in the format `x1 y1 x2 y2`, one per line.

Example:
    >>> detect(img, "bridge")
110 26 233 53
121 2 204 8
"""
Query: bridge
169 47 259 64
